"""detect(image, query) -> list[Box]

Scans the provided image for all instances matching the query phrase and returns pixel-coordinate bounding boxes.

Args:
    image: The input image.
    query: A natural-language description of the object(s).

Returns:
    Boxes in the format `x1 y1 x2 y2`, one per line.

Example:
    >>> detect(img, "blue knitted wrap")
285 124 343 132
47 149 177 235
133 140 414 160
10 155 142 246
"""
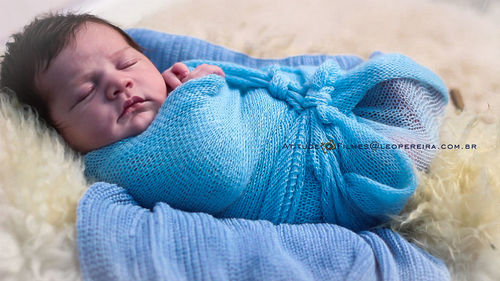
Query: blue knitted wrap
84 51 447 231
77 182 450 281
77 30 450 280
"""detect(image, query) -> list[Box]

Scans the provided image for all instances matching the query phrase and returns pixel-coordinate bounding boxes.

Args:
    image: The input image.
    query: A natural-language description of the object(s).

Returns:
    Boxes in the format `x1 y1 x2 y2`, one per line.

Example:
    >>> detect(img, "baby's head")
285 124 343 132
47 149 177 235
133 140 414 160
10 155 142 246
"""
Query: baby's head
0 13 167 153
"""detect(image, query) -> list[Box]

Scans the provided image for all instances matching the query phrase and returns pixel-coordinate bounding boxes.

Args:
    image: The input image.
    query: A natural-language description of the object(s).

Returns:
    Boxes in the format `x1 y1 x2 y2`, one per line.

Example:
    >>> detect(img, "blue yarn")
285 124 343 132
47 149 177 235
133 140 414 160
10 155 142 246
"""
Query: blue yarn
125 28 364 71
84 52 448 231
78 30 450 280
77 182 450 281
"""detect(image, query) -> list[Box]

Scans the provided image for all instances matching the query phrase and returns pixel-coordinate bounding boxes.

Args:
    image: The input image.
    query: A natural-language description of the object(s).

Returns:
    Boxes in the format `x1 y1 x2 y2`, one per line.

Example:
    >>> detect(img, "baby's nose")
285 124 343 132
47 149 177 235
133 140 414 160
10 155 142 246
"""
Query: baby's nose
106 78 133 99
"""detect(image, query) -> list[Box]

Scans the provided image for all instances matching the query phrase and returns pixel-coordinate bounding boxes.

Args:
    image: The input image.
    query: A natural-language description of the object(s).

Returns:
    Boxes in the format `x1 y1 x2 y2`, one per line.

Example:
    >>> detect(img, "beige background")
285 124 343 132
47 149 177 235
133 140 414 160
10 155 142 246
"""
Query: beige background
0 0 178 53
137 0 500 122
1 0 499 120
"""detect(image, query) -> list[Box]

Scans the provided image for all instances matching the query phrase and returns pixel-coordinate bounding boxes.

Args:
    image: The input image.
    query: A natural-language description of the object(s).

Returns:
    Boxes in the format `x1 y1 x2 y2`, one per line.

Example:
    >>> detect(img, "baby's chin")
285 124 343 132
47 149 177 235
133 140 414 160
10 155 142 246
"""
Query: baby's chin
120 110 158 138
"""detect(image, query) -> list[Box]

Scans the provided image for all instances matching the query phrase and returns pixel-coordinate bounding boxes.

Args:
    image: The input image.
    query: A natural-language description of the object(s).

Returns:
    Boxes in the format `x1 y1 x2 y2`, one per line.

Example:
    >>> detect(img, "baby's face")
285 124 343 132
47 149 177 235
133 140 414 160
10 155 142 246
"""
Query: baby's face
36 22 167 153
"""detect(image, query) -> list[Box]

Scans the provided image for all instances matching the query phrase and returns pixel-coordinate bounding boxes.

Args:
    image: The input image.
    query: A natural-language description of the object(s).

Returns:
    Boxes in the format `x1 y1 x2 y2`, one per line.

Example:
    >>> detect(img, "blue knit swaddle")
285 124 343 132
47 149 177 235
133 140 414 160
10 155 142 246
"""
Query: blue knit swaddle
84 53 448 231
78 182 450 281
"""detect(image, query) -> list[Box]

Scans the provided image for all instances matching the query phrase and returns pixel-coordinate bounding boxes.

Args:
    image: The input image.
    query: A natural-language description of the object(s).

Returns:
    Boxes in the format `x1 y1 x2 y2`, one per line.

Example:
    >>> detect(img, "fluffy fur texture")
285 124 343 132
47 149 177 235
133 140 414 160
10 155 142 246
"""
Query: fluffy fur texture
0 91 86 281
391 110 500 281
1 0 499 280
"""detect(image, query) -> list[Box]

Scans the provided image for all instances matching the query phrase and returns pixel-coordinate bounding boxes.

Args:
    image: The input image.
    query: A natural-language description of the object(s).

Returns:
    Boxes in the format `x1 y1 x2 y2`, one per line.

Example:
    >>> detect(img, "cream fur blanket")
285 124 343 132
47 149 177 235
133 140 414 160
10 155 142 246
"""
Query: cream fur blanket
1 0 499 280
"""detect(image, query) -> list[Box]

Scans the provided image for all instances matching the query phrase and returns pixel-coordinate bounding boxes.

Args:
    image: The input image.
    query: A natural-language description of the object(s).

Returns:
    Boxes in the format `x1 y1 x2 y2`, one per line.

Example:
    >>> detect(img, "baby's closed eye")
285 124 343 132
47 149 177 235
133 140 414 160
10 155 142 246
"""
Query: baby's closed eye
71 84 95 109
118 59 137 70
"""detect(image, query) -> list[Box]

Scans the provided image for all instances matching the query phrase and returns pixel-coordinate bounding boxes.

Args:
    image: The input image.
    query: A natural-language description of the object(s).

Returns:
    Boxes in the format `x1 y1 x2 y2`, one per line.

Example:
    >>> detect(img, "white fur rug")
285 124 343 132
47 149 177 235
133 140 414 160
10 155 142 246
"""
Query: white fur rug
1 0 499 280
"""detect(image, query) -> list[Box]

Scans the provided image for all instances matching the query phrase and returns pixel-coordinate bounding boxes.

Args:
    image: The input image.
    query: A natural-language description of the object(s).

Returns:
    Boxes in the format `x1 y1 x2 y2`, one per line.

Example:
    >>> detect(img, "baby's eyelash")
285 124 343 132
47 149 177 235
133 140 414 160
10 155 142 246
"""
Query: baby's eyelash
72 85 94 108
119 59 137 69
78 93 89 102
83 85 95 97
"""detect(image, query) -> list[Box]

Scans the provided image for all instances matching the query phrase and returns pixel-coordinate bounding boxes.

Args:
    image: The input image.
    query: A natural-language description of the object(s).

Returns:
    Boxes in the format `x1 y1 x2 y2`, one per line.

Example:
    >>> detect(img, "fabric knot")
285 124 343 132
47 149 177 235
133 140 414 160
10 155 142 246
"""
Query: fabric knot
266 66 305 111
302 86 335 109
220 60 343 113
314 104 345 125
268 67 290 101
309 60 342 90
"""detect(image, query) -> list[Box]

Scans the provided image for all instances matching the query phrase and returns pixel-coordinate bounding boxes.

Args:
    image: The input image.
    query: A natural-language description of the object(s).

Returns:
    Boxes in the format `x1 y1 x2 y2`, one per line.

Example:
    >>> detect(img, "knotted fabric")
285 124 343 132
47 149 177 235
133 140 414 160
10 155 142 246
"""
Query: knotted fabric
84 53 448 231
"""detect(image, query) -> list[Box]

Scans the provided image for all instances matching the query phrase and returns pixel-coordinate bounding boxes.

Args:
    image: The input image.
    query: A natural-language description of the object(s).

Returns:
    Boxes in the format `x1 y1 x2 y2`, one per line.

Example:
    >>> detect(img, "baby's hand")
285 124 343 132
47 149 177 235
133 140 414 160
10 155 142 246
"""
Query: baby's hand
162 62 190 93
162 62 225 93
185 63 225 82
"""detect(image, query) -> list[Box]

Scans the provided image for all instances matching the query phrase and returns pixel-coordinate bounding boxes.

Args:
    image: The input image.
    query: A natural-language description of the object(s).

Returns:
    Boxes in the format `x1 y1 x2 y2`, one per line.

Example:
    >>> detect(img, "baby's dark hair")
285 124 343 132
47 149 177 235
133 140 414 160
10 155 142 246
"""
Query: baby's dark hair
0 12 143 126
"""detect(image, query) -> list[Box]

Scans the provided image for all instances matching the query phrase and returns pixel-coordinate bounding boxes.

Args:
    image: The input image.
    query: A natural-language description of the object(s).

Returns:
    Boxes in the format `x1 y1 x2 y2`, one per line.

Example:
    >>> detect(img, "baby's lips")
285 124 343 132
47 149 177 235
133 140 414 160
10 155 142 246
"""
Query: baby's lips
119 96 145 118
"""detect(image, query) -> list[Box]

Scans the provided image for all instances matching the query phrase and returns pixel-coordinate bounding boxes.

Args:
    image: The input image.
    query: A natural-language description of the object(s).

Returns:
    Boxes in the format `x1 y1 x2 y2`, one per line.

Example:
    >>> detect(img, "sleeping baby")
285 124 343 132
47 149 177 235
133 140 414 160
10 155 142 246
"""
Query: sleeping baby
1 13 448 231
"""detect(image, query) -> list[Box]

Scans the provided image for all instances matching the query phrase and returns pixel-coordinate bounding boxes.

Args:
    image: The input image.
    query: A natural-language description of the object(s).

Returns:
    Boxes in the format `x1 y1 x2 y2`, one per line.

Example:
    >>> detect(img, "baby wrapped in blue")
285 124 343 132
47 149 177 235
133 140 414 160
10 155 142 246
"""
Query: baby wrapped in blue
84 52 448 231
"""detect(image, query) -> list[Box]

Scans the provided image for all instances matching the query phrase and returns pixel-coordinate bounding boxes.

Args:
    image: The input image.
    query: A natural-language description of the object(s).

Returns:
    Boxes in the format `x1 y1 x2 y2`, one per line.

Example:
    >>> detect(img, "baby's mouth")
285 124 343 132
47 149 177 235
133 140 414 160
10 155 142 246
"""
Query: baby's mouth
120 96 145 119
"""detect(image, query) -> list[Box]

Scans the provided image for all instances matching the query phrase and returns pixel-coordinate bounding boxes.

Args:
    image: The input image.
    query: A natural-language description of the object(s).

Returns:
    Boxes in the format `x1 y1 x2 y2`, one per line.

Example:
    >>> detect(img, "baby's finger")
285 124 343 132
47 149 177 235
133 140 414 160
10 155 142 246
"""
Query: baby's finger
171 62 190 80
162 70 183 93
209 65 225 77
184 64 225 82
197 64 225 77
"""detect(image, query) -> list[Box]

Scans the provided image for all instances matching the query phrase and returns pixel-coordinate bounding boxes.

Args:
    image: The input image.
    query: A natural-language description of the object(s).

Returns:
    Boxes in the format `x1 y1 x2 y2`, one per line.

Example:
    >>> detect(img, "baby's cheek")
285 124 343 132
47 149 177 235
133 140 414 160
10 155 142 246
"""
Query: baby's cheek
123 111 156 138
92 122 117 146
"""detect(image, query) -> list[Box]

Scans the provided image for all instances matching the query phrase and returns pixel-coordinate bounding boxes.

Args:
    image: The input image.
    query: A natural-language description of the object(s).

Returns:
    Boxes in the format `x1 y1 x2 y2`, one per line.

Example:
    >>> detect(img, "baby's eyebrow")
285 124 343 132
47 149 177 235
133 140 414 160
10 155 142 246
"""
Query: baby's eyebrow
107 46 133 61
72 72 94 87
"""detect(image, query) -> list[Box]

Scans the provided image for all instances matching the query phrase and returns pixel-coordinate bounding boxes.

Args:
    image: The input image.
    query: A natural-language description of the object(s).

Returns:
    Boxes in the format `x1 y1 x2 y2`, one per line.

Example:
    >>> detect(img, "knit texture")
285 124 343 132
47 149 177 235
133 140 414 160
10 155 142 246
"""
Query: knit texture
84 48 447 231
126 28 364 71
77 182 450 281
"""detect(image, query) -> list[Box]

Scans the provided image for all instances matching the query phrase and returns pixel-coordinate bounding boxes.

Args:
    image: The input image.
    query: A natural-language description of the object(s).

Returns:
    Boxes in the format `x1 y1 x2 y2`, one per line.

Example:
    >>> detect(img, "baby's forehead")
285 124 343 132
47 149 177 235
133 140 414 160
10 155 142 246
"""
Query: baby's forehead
46 32 132 76
36 23 137 96
71 24 131 54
